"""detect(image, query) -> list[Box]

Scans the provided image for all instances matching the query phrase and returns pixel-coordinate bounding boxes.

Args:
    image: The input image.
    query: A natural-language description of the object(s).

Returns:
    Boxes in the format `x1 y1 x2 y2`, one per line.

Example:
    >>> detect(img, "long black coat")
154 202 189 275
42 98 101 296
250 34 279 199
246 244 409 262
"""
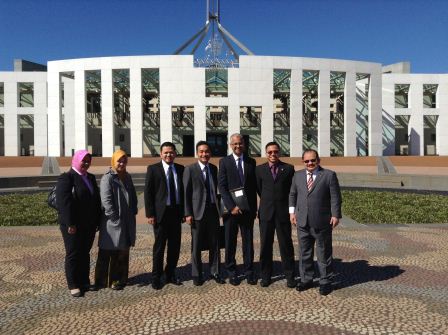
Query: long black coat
56 168 102 230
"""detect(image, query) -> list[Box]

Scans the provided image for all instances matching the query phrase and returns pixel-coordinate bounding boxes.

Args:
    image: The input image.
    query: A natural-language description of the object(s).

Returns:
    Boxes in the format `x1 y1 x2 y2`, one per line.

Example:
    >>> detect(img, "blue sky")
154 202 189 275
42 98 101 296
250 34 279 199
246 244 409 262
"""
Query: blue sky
1 0 447 73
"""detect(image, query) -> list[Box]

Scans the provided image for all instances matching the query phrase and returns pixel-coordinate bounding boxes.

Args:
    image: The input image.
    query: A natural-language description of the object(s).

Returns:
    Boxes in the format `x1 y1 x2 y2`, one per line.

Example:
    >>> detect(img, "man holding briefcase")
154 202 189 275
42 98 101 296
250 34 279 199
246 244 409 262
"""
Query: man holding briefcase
218 133 257 286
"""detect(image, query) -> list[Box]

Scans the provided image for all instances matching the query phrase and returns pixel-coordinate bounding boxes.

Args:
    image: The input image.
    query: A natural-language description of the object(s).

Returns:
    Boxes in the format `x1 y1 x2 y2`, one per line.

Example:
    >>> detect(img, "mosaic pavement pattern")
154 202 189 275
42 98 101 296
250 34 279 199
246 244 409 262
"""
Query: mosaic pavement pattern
1 222 448 335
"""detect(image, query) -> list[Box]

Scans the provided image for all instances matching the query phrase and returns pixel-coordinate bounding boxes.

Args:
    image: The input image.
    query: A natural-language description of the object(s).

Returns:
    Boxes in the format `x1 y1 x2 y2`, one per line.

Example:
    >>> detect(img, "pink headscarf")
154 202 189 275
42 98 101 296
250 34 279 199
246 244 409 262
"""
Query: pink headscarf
71 149 91 175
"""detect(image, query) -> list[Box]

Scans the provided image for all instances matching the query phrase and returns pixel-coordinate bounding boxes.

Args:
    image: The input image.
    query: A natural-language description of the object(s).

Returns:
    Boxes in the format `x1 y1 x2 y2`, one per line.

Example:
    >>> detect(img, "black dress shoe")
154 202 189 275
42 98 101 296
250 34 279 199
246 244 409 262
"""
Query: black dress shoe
152 280 163 290
286 278 297 288
260 279 271 287
166 277 182 286
229 276 240 286
210 274 225 284
246 276 257 285
193 276 204 286
82 284 99 292
319 284 332 296
296 281 314 292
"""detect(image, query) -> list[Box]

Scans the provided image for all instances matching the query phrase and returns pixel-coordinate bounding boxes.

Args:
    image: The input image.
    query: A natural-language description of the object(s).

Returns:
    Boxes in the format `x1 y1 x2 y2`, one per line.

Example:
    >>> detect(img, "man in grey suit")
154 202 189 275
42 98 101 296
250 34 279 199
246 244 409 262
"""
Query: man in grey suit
289 149 342 295
184 141 225 286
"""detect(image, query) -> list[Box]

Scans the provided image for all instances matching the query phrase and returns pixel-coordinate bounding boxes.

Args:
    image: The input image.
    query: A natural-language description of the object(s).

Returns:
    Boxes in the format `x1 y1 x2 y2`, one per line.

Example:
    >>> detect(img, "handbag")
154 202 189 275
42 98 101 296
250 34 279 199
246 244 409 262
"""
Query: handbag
47 173 75 211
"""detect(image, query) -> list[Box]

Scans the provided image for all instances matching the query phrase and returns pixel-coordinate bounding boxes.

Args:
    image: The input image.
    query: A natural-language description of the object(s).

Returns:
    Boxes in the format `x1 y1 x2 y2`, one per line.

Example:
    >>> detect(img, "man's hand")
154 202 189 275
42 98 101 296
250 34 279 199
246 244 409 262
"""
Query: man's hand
231 206 242 215
147 216 155 225
68 226 77 234
289 213 297 226
185 216 193 225
330 217 339 228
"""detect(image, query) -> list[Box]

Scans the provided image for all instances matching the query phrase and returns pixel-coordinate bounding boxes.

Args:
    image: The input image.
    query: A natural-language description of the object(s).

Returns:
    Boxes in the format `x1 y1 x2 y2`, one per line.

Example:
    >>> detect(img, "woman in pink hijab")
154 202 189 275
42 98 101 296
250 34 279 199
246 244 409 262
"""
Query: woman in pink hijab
56 149 102 297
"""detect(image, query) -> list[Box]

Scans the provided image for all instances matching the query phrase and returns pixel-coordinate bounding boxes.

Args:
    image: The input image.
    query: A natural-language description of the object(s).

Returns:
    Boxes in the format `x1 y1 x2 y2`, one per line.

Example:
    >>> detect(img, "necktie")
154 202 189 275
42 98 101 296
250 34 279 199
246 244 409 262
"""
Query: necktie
237 157 244 186
271 164 277 180
204 166 212 205
168 165 176 205
307 172 314 192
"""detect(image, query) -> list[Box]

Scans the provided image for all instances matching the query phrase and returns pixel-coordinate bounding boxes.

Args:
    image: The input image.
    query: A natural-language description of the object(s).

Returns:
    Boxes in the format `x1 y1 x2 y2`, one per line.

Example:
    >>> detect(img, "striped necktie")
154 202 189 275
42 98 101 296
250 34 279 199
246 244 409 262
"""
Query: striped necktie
307 172 314 191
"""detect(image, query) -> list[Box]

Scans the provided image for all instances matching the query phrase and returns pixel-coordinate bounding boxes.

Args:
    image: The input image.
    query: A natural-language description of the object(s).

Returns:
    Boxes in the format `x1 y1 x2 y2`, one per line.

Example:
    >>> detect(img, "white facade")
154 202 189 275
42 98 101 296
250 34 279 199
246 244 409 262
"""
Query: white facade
0 55 447 157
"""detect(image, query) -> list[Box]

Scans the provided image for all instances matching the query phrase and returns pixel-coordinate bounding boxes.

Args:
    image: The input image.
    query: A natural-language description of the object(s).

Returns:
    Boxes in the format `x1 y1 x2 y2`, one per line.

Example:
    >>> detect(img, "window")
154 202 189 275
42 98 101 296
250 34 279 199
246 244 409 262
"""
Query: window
0 83 4 107
423 84 437 108
394 84 410 108
18 82 34 107
205 68 228 97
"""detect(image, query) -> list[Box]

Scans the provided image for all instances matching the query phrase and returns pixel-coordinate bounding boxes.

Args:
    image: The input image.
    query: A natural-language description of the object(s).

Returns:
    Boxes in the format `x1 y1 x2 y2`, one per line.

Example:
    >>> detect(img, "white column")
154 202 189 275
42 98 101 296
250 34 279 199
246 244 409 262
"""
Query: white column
260 70 273 152
368 71 383 156
33 80 48 156
74 70 87 150
4 81 19 156
408 114 423 156
63 78 75 156
47 68 62 156
437 80 448 155
194 103 206 145
101 69 114 157
344 71 357 156
227 68 240 153
129 67 143 157
408 83 424 155
290 69 302 157
318 70 330 156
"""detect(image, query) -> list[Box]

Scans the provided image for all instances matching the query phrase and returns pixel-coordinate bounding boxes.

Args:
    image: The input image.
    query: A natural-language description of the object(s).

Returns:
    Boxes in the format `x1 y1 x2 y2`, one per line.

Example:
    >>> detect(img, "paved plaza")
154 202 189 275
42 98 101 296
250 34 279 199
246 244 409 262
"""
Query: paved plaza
1 218 448 335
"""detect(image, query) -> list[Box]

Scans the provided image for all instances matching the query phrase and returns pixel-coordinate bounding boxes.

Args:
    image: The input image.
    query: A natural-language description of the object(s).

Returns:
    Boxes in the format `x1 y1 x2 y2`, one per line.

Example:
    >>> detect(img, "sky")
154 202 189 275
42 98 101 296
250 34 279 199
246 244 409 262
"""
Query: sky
0 0 447 73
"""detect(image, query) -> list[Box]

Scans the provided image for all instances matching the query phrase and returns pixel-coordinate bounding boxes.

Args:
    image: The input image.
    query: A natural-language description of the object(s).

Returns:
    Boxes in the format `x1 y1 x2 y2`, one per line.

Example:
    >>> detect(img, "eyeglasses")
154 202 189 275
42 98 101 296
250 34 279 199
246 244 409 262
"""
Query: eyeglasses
303 159 317 163
267 150 279 155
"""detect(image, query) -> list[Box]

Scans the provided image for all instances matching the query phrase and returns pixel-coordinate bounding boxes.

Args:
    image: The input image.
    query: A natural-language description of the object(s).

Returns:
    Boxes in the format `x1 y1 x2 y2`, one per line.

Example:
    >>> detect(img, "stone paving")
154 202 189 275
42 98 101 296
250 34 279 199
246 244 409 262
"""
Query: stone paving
1 220 448 335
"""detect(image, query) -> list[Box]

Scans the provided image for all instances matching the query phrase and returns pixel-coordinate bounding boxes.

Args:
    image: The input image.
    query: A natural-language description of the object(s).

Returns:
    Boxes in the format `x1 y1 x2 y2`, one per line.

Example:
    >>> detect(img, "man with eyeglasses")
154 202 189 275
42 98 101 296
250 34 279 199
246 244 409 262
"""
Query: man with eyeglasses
289 149 342 296
256 142 296 288
218 133 257 286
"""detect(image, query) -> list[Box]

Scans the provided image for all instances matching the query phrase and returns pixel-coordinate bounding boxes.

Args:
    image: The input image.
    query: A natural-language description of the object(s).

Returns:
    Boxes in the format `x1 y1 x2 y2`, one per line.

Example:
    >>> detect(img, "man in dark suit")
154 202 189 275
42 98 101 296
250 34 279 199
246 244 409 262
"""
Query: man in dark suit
184 141 225 286
289 149 342 295
256 141 296 288
218 133 257 285
144 142 184 290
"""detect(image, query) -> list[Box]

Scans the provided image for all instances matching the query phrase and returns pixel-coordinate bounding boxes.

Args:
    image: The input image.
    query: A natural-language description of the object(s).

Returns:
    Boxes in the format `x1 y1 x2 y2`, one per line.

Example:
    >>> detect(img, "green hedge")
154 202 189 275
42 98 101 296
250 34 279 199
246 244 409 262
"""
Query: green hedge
1 190 447 226
342 190 448 224
0 192 58 226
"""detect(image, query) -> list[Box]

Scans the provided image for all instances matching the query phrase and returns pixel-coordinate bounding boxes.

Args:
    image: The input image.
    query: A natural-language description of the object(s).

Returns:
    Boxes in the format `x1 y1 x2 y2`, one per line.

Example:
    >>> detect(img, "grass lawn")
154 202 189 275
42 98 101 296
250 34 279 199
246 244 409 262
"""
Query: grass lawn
0 190 447 226
342 189 448 224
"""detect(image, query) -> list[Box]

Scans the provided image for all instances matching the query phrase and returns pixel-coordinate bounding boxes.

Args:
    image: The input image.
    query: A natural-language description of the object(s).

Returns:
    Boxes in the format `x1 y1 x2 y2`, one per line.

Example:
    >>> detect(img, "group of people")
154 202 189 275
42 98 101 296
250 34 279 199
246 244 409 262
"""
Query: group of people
57 133 342 298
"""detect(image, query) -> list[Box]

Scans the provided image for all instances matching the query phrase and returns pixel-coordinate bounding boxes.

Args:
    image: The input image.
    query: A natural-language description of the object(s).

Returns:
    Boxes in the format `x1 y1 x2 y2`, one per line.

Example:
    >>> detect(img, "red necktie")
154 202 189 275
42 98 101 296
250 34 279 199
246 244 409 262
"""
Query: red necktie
307 172 314 191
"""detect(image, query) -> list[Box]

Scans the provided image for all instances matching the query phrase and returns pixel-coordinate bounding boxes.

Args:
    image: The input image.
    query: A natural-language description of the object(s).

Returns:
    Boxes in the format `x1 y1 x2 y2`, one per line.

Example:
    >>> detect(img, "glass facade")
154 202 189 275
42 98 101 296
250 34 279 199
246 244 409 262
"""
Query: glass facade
423 84 438 108
273 69 290 156
206 106 228 156
0 82 4 107
172 105 194 156
395 84 410 108
142 69 160 156
302 70 319 151
395 115 410 155
424 115 438 155
205 68 228 97
0 114 4 156
240 106 261 156
356 73 370 156
113 69 130 153
330 72 345 156
85 70 102 156
18 82 34 107
19 114 34 156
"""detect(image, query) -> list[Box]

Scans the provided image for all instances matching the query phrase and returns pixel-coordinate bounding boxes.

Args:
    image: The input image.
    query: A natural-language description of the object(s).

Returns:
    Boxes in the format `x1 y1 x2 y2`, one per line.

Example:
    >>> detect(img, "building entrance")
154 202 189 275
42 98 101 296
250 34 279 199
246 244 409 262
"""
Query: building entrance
207 133 227 157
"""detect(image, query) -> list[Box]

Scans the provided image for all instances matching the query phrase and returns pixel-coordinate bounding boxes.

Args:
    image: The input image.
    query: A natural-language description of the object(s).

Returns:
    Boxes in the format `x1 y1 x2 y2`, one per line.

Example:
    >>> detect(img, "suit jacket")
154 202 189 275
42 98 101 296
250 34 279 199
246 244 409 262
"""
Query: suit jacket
183 162 221 221
218 154 257 219
144 162 184 223
288 167 342 228
256 161 295 222
56 168 102 229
